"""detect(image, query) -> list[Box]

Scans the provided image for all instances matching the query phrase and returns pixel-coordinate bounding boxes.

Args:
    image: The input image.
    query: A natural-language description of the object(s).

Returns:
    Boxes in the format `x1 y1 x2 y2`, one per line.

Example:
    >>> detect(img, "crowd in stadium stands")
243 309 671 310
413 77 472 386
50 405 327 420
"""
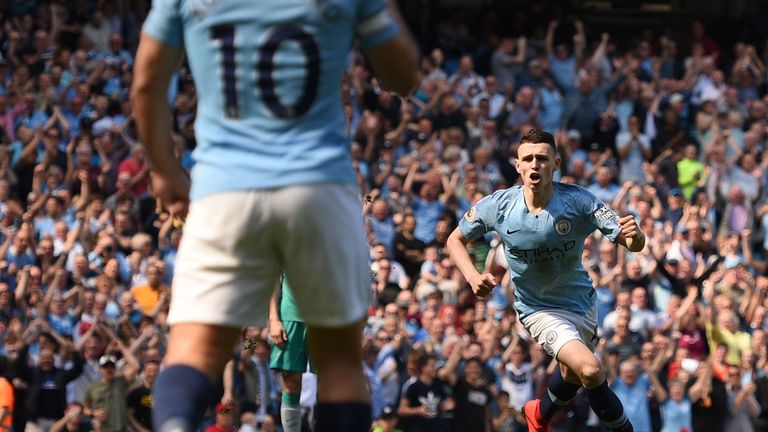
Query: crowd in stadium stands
1 1 768 431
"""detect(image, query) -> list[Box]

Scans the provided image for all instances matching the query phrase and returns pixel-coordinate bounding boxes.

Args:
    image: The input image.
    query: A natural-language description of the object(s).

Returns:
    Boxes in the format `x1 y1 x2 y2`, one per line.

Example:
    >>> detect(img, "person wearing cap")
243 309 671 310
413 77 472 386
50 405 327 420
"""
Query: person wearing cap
84 327 140 432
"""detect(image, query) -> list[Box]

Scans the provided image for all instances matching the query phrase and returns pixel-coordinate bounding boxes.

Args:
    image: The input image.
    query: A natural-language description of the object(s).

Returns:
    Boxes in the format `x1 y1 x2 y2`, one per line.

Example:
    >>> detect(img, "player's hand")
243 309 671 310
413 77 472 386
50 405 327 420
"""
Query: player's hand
269 319 288 350
151 170 190 219
618 215 641 240
468 273 496 299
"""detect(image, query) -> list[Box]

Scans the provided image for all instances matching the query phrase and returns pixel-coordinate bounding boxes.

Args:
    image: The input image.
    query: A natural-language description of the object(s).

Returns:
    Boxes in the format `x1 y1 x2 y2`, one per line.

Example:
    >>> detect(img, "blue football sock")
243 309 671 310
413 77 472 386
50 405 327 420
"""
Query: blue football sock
152 365 216 432
314 402 371 432
539 367 581 420
585 380 632 431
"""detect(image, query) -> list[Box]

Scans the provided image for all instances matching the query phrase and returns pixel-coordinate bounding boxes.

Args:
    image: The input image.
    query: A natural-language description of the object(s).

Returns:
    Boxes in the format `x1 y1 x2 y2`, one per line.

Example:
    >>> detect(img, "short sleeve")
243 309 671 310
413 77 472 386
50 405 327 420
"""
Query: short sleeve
355 0 399 49
405 381 416 402
583 190 621 242
640 136 651 150
458 193 499 240
142 0 184 47
615 133 629 150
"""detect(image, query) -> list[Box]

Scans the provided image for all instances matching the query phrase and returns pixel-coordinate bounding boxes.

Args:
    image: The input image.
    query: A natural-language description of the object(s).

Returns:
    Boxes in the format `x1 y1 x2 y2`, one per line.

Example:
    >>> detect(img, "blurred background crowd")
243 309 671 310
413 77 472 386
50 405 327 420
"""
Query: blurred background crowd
1 0 768 431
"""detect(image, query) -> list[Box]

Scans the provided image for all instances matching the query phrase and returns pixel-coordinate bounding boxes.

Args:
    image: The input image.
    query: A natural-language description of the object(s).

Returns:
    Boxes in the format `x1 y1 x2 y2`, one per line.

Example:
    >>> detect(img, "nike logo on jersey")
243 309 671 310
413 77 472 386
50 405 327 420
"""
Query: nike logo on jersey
506 228 522 235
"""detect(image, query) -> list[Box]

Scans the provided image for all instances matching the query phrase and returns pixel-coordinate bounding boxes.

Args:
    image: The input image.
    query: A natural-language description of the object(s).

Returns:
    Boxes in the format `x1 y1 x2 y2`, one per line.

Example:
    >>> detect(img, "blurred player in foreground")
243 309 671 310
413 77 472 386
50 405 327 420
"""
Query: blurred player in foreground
131 0 419 431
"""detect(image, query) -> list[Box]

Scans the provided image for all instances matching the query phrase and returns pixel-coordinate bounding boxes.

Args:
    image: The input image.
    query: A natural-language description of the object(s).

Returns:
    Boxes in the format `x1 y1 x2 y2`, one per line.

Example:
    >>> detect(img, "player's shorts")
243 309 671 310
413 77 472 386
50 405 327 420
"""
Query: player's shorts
168 183 370 328
269 321 316 373
521 304 598 359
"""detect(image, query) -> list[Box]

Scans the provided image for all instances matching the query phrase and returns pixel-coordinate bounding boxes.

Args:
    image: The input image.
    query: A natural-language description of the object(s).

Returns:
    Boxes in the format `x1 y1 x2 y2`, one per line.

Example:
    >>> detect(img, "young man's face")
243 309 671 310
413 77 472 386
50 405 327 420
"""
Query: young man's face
515 142 560 191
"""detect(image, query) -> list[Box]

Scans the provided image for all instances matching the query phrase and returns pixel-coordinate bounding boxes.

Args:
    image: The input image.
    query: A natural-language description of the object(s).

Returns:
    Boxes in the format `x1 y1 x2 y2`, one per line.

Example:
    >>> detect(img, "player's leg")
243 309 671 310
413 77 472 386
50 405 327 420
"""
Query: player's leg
307 320 370 428
556 341 632 432
153 191 279 432
520 309 592 431
270 321 311 432
535 361 582 422
278 184 373 432
153 324 241 432
280 371 303 432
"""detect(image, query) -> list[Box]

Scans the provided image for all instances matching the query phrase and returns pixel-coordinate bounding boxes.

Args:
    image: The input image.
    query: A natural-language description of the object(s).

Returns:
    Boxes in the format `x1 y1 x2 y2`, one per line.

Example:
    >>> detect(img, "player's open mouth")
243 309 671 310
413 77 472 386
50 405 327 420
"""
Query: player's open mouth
530 172 541 184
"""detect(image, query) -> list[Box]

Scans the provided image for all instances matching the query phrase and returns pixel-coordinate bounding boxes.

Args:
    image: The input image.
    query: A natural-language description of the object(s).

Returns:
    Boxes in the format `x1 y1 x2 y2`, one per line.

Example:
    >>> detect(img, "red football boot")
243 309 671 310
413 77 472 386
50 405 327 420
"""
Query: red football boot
522 399 552 432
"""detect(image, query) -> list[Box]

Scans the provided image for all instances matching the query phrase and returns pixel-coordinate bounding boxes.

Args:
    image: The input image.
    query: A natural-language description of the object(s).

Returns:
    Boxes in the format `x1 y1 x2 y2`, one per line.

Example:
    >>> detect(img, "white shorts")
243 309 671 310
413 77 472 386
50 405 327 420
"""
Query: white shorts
168 183 371 328
521 304 598 358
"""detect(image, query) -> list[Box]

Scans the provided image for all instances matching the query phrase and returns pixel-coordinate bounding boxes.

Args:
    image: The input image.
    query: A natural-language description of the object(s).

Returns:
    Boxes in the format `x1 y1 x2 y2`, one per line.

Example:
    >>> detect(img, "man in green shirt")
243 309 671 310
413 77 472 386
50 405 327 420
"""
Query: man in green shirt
84 339 140 432
676 144 706 200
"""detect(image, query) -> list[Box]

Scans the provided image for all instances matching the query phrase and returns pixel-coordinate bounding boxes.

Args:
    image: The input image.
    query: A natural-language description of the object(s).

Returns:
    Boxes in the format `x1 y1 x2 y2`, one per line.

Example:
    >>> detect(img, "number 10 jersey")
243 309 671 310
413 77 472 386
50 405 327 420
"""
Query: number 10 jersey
142 0 399 200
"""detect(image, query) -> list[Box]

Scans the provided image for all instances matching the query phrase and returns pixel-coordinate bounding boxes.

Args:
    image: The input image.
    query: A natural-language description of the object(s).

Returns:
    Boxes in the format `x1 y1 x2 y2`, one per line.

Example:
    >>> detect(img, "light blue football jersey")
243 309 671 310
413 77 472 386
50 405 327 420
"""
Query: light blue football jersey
459 182 621 319
143 0 399 200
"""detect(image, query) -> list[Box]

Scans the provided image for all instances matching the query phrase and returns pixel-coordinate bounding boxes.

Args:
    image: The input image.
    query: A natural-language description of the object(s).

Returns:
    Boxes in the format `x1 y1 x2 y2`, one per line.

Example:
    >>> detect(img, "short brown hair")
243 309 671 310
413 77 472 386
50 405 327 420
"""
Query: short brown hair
520 129 556 149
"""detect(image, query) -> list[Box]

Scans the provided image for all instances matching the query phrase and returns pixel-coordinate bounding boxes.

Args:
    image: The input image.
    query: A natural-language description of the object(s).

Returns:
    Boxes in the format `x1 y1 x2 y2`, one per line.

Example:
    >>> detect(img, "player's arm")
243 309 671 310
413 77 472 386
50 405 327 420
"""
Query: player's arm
132 33 184 180
446 228 495 299
615 214 646 252
132 32 190 216
359 2 420 96
221 358 235 404
588 193 645 253
268 277 287 349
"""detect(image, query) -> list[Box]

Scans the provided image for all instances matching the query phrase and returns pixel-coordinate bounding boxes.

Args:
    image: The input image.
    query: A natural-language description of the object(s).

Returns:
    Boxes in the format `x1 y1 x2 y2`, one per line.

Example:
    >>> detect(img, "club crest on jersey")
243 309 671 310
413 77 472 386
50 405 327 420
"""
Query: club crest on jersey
545 330 558 345
554 219 572 236
465 207 476 222
594 206 616 222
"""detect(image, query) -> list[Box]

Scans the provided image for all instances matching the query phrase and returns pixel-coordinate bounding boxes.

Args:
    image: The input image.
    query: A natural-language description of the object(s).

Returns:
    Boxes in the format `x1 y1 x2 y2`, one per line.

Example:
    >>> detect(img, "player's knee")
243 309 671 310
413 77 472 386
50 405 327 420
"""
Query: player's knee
578 361 605 386
561 365 581 384
282 371 302 394
165 324 241 380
